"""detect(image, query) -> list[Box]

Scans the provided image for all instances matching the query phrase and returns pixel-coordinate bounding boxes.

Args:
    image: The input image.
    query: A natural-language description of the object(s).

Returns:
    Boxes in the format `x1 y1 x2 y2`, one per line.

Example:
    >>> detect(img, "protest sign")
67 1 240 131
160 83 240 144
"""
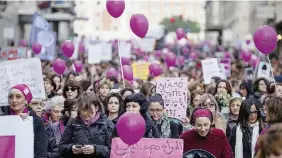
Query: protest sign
0 58 45 106
137 38 156 52
219 58 231 77
156 77 188 120
132 61 150 80
111 138 183 158
257 61 272 81
119 41 132 58
201 58 221 84
0 116 34 158
100 42 112 61
0 47 27 61
88 44 102 64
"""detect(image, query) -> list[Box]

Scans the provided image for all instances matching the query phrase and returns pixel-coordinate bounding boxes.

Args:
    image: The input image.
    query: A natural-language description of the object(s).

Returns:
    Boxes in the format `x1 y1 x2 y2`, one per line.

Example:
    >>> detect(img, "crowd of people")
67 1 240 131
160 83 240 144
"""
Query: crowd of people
1 39 282 158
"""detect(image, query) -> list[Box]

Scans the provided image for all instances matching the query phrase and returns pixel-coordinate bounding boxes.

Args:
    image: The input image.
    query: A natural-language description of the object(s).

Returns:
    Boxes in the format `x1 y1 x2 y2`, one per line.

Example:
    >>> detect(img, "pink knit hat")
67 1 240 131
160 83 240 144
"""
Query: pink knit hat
10 84 33 104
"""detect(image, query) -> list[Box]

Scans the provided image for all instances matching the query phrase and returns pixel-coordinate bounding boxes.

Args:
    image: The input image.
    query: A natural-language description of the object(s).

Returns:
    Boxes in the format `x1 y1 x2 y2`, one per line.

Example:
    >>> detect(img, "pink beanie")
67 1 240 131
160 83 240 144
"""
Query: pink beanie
10 84 33 104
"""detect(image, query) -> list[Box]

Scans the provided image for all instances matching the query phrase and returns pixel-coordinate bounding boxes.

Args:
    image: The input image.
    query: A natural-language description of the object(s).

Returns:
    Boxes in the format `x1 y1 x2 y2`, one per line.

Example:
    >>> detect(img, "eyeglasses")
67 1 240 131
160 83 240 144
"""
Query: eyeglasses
200 102 215 108
64 87 77 92
149 108 163 114
250 110 258 115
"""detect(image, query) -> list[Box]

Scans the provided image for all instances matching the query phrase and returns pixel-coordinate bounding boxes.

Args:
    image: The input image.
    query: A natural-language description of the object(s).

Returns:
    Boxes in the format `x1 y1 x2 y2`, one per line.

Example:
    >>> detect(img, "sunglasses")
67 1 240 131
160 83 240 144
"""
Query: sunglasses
64 87 77 92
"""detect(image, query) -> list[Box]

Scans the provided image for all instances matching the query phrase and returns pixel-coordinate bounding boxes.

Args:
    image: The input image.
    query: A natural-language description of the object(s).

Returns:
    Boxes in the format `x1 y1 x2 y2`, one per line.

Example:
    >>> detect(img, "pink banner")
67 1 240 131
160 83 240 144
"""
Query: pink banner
0 136 15 158
110 138 183 158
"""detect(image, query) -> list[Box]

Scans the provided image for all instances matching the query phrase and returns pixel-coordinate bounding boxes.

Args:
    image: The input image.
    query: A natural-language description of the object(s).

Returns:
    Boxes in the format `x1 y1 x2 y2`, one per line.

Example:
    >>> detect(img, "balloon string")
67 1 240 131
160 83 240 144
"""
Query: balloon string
115 19 125 88
267 55 277 88
145 51 155 78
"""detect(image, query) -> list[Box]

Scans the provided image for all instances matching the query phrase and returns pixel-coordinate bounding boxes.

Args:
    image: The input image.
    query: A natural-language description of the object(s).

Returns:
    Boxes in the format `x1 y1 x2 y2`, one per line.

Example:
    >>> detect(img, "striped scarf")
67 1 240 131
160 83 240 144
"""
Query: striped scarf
155 115 171 138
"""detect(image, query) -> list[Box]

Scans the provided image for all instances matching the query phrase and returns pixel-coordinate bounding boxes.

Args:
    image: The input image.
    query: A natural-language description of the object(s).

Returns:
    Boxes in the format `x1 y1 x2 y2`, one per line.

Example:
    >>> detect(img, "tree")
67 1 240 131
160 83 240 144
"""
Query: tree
160 15 201 33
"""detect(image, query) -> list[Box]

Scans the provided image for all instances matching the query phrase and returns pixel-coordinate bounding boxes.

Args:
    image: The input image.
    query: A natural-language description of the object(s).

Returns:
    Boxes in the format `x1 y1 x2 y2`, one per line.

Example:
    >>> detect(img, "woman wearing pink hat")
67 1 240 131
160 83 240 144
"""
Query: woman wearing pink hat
2 84 47 158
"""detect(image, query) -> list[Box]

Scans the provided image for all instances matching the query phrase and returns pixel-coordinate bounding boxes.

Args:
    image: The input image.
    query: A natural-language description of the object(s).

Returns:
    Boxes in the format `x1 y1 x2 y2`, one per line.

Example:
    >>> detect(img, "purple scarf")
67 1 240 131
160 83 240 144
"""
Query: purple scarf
81 112 101 126
10 107 29 115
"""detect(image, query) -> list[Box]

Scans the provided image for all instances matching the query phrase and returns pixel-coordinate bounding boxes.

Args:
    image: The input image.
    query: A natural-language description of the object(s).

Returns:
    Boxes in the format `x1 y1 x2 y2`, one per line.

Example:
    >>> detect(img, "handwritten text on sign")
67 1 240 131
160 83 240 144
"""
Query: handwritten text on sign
111 138 183 158
156 77 188 120
0 58 45 106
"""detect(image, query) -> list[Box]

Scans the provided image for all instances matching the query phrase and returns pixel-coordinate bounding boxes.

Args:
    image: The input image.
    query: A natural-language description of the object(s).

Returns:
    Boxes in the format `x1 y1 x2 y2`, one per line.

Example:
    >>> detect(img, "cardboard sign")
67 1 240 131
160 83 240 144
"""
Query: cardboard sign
257 61 271 80
0 58 45 106
132 62 150 80
100 42 112 61
111 138 183 158
118 41 132 58
138 38 156 52
0 116 34 158
88 44 102 64
156 77 188 120
201 58 221 84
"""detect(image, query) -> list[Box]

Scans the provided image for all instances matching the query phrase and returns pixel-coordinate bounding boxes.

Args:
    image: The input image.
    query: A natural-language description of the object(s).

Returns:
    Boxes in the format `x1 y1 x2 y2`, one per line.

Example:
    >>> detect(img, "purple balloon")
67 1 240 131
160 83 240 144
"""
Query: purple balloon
78 42 85 54
122 65 133 81
32 42 42 54
117 112 145 146
182 47 189 55
53 59 66 75
130 14 149 38
121 57 130 65
106 68 118 79
149 63 163 77
246 39 251 45
106 0 125 18
19 39 27 47
178 56 185 66
73 61 83 73
165 52 177 67
176 28 185 40
154 50 162 58
241 50 252 62
61 40 75 58
224 51 231 58
253 25 277 55
189 51 197 59
218 45 225 52
251 55 260 68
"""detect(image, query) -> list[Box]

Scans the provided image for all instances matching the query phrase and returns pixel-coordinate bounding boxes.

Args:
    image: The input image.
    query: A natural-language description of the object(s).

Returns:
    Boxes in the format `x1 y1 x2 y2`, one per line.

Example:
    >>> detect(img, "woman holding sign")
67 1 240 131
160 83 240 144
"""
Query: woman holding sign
180 108 233 158
3 84 48 158
148 94 180 138
59 92 114 158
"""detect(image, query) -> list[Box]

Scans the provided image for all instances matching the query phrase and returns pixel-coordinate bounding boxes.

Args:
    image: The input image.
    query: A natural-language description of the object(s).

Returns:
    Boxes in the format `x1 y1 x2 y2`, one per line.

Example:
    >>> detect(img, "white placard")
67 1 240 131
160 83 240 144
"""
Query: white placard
100 43 112 61
0 116 34 158
3 27 14 39
201 58 221 84
138 38 156 52
118 41 131 58
257 61 271 80
88 44 102 64
0 58 45 106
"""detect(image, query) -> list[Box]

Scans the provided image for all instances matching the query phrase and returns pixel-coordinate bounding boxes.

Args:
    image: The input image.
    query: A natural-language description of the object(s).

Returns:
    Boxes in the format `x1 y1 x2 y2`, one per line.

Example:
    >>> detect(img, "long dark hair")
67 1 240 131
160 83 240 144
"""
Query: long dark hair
253 78 269 93
104 93 124 116
265 97 282 124
215 79 232 95
238 98 262 130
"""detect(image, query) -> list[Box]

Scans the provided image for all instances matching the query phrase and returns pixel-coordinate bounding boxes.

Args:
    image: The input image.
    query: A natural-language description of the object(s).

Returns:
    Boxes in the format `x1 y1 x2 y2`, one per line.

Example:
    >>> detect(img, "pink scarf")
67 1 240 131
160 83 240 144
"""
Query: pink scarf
81 112 101 126
10 107 29 115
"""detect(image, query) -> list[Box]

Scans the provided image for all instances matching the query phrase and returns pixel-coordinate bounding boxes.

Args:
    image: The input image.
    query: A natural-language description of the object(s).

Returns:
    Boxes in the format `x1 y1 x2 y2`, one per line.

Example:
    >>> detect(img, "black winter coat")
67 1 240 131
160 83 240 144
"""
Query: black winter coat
156 120 180 138
45 123 59 158
1 107 48 158
59 114 114 158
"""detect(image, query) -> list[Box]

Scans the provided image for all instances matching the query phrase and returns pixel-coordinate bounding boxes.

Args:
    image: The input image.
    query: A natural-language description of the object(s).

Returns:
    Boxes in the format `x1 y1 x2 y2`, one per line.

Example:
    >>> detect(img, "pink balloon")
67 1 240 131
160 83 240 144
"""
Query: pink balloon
78 42 85 54
130 14 149 38
121 57 130 65
73 61 83 73
176 28 185 40
106 0 125 18
19 39 27 47
53 59 66 75
182 47 189 55
224 51 231 58
117 112 145 146
246 39 251 45
106 68 118 79
32 42 42 54
122 65 133 81
61 40 75 58
165 52 177 67
189 51 197 59
154 50 162 58
178 56 185 66
149 63 163 77
241 50 252 62
251 55 260 68
253 25 277 55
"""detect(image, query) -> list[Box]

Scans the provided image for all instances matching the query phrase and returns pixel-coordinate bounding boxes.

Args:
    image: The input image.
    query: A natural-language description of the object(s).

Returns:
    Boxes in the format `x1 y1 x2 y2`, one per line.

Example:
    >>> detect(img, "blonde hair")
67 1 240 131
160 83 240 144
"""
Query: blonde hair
200 93 219 111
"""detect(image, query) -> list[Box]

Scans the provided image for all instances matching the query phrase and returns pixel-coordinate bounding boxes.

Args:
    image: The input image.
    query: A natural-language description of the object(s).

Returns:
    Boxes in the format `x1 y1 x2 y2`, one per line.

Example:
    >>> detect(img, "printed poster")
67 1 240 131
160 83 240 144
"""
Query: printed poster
156 77 188 121
111 138 183 158
132 62 150 80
